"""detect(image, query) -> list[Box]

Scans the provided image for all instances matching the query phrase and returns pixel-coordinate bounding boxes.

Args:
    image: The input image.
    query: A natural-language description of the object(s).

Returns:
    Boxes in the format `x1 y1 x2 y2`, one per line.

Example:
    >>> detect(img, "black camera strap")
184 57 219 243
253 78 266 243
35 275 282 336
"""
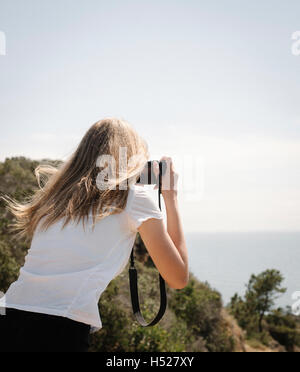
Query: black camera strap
129 163 167 327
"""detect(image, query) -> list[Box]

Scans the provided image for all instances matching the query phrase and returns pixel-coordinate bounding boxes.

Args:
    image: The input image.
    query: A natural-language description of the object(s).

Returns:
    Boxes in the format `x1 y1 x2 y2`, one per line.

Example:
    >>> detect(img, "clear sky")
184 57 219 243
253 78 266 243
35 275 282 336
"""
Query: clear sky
0 0 300 232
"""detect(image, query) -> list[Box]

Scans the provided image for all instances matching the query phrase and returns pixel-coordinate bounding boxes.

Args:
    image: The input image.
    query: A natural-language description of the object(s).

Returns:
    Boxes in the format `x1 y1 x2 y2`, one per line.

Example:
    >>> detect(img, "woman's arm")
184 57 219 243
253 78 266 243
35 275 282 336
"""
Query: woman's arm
137 157 189 289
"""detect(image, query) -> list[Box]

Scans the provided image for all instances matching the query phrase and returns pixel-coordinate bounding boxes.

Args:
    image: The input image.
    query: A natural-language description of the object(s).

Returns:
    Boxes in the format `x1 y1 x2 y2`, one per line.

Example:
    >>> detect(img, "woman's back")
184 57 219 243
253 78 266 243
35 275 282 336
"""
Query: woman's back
0 184 163 333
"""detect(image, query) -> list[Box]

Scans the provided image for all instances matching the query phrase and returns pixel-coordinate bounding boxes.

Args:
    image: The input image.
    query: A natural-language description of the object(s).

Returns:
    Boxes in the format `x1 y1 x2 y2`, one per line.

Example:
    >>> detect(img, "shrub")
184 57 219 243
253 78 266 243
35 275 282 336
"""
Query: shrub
169 274 234 352
266 309 300 352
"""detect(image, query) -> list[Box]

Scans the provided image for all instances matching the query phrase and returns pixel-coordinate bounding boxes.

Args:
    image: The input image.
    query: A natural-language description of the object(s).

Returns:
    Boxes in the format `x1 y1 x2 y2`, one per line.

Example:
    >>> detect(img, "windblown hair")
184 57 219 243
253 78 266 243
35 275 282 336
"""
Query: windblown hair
3 118 149 242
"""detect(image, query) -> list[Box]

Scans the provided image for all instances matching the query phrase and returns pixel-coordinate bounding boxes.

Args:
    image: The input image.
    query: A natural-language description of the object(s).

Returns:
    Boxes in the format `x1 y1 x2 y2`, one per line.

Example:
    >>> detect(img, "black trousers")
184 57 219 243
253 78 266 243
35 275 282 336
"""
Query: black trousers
0 308 91 352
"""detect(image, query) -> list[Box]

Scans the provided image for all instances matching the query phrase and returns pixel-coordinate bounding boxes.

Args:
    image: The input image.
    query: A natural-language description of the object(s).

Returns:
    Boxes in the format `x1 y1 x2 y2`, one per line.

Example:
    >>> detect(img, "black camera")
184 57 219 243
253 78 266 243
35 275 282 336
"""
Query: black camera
136 160 167 185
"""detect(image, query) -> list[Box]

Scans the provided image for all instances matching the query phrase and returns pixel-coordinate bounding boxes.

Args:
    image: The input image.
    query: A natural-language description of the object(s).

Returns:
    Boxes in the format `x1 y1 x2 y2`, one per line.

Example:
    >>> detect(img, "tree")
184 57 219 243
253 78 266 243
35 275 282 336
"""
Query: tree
245 270 286 333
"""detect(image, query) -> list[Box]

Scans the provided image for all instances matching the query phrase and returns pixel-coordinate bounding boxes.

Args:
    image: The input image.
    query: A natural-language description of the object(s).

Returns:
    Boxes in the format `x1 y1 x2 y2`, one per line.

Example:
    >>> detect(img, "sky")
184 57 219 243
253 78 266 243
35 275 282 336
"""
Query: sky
0 0 300 233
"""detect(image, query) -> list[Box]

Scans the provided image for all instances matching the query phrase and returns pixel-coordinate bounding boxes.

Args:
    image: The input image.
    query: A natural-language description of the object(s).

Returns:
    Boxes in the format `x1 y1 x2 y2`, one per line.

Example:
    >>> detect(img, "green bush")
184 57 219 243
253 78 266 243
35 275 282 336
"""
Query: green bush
229 272 300 352
169 275 234 352
266 309 300 352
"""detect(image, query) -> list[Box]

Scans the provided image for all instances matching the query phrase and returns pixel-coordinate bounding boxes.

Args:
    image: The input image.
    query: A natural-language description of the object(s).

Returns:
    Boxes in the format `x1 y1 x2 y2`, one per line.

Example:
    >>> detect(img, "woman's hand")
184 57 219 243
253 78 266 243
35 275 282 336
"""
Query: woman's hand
154 156 178 201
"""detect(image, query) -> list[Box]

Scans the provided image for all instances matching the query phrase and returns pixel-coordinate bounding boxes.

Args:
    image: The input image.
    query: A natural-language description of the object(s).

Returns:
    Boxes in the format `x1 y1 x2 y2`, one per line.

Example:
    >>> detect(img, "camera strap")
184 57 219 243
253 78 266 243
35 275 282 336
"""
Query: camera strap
128 164 167 326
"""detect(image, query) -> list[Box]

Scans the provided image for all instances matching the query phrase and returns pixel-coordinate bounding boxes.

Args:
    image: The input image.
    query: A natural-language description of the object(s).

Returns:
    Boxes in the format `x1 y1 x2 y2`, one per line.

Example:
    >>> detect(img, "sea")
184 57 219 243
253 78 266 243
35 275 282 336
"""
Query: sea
186 232 300 309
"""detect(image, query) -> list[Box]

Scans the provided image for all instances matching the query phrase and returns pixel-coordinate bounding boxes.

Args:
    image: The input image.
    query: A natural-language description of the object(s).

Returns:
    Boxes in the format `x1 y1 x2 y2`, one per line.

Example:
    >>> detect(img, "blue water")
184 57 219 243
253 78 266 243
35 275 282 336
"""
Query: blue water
186 232 300 308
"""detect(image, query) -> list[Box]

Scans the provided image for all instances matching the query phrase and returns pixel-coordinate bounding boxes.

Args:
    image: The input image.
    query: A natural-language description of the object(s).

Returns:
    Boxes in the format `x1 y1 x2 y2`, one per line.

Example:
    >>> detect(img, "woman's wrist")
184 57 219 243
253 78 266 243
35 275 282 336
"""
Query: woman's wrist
162 191 178 203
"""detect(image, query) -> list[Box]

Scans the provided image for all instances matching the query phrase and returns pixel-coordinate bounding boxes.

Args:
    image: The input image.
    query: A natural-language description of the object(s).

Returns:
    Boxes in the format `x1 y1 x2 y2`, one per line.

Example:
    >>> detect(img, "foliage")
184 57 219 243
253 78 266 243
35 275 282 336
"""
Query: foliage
230 270 286 335
229 270 300 352
266 308 300 352
245 270 286 333
169 275 234 352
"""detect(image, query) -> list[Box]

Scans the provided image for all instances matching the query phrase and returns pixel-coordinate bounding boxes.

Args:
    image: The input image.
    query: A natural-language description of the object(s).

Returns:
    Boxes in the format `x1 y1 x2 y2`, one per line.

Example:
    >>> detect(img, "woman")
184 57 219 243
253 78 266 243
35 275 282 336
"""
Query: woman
0 118 188 352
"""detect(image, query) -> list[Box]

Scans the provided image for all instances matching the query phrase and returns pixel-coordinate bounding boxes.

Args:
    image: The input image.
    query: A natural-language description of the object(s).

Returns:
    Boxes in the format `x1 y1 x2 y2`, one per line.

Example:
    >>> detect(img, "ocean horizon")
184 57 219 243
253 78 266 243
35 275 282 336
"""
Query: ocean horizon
186 231 300 309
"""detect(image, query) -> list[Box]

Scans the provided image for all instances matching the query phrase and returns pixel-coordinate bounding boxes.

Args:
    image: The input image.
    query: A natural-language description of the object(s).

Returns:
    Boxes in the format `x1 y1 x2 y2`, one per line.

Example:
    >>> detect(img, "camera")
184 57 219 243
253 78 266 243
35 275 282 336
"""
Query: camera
136 160 167 185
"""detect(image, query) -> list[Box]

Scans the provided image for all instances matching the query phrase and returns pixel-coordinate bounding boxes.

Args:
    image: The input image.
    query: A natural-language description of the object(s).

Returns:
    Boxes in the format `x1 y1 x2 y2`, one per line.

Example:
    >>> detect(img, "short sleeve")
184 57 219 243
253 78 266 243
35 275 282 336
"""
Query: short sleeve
126 186 164 232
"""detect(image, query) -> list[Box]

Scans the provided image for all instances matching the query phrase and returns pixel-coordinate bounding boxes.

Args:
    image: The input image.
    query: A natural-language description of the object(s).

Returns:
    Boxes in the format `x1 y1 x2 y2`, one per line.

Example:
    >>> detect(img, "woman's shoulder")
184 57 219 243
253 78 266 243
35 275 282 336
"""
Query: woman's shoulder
126 184 156 208
125 184 163 232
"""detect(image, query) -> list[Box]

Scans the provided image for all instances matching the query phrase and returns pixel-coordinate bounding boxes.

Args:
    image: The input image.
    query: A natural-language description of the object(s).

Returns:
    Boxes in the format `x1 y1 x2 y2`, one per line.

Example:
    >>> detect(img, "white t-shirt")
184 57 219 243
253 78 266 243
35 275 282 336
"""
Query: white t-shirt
0 184 164 333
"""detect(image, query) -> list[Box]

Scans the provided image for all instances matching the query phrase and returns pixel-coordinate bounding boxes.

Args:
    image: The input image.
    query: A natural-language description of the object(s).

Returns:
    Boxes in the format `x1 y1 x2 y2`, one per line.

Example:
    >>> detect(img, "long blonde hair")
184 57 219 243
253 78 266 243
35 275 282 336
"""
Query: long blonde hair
2 118 149 242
